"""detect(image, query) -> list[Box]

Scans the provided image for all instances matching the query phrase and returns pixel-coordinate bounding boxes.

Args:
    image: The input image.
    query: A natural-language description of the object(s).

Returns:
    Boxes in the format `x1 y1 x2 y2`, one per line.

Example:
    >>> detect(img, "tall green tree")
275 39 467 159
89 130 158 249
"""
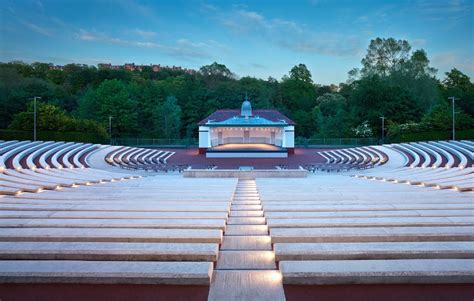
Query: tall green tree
154 95 182 139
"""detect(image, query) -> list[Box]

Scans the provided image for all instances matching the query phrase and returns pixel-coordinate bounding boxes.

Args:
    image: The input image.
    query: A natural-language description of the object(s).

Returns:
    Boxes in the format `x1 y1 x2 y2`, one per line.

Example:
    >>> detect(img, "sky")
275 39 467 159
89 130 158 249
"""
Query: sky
0 0 473 84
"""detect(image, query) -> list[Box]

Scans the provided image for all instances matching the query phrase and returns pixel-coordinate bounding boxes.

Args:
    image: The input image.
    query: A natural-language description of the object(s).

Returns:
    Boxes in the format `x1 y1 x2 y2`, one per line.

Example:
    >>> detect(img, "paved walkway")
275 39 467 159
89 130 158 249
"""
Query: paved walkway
208 179 285 301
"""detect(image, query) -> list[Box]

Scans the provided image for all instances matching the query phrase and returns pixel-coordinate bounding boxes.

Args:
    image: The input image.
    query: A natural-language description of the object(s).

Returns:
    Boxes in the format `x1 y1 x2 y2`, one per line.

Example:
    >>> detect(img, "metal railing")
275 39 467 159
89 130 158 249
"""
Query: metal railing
295 137 379 147
111 137 379 148
111 138 198 147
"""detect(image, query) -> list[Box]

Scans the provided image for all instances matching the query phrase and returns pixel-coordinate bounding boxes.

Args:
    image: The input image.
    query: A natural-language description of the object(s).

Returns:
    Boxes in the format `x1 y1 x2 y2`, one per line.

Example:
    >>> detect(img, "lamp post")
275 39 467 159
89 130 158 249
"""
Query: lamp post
31 96 41 141
108 116 113 145
448 96 458 140
380 116 385 144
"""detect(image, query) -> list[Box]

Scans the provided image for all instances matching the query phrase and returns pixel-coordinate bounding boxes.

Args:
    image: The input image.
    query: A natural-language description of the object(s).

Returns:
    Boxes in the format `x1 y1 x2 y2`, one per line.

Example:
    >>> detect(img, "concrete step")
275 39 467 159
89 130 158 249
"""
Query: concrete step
231 205 262 211
227 217 266 225
0 218 226 229
216 251 276 270
229 211 264 217
264 209 474 219
221 236 272 250
0 210 229 219
0 241 219 261
270 226 474 243
208 271 285 301
0 228 223 243
267 216 474 228
274 241 474 260
231 201 261 205
0 260 214 285
225 225 268 236
279 259 474 284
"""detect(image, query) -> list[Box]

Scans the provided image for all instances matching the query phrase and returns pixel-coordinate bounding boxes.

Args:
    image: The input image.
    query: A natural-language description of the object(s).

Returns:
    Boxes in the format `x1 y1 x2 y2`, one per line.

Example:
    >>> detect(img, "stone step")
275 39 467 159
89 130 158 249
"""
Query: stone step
208 271 285 301
263 203 474 212
274 241 474 261
221 236 272 250
267 216 474 228
264 209 474 219
270 226 474 243
279 259 474 285
227 217 266 225
0 260 213 285
0 228 223 243
231 205 262 211
216 251 276 270
229 211 264 217
0 203 230 212
0 241 219 261
0 218 226 229
0 210 229 219
0 187 19 195
231 201 261 205
234 193 258 196
225 225 268 236
233 198 260 201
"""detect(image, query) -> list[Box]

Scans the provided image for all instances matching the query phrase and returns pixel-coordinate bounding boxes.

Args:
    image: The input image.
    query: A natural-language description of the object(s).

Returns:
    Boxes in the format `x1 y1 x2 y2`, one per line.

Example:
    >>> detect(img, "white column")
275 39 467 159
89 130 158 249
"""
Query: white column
284 126 294 148
199 126 211 148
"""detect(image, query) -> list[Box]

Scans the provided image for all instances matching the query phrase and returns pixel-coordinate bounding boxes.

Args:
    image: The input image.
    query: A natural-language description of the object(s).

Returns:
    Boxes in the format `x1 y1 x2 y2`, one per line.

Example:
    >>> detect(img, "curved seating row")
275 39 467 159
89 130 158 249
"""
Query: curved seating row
0 171 236 299
306 146 388 172
105 146 186 172
0 140 140 196
353 140 473 192
256 176 474 298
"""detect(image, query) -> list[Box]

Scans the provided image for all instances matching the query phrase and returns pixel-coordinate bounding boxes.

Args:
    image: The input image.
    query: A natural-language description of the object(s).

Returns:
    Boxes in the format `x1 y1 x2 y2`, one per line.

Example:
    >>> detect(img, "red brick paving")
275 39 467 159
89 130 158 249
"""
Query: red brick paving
167 148 327 169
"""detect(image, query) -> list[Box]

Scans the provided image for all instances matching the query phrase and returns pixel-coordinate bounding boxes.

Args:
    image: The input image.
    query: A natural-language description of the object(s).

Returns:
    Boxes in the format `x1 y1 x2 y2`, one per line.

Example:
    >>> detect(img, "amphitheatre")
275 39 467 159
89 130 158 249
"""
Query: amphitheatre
0 100 472 301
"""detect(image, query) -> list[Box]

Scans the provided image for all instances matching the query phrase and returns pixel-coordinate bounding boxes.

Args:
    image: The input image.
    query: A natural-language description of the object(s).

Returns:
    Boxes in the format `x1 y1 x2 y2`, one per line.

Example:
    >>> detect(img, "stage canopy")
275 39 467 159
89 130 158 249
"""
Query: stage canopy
198 96 295 157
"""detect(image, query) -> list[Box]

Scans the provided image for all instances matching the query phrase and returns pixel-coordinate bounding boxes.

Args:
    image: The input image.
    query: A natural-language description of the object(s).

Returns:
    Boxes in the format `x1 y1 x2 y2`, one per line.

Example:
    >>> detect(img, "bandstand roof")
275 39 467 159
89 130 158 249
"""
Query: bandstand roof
198 109 295 126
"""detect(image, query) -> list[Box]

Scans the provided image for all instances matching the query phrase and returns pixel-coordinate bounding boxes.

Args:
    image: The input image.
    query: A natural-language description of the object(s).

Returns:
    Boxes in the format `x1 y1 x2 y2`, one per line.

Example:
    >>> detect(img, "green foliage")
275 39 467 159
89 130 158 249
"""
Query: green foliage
9 102 107 138
1 38 472 142
154 95 182 139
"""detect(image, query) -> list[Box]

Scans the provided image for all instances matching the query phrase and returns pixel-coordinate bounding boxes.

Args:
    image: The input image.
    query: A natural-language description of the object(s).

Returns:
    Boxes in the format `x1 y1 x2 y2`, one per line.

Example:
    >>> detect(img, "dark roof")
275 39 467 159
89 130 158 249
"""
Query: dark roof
198 109 296 126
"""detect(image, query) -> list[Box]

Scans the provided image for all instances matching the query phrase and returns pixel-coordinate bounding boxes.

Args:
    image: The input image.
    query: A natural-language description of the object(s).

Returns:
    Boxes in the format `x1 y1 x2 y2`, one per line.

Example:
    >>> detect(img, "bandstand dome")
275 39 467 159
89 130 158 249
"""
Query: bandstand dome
241 96 252 117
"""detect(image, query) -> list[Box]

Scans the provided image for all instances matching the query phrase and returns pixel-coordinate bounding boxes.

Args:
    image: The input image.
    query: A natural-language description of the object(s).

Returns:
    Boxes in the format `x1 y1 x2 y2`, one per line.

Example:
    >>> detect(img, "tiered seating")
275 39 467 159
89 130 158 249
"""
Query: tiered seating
0 169 236 300
257 177 474 299
105 146 185 172
0 141 140 196
354 140 473 192
306 146 388 172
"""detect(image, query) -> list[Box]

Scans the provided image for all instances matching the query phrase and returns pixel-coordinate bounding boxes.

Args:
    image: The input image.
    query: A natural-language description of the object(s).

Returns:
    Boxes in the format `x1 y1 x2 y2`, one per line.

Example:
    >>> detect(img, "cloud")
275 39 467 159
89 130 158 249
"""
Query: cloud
414 0 473 23
433 51 474 73
75 29 224 60
115 0 158 20
215 8 363 57
24 22 52 37
411 38 427 47
132 29 157 38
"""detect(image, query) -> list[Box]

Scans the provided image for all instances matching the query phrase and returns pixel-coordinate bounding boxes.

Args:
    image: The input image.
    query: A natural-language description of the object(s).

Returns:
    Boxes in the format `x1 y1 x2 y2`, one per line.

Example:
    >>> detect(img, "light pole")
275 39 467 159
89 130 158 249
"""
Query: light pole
380 116 385 144
31 96 41 141
109 116 113 145
448 96 458 140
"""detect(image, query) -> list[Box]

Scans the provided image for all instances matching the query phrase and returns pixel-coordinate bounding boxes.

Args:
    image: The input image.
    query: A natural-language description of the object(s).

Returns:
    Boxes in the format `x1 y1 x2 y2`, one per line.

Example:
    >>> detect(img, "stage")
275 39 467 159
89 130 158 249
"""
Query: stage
205 144 288 158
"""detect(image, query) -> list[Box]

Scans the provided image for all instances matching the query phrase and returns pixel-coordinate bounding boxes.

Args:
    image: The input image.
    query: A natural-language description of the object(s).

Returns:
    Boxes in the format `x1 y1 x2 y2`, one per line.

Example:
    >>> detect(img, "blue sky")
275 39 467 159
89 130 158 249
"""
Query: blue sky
1 0 473 84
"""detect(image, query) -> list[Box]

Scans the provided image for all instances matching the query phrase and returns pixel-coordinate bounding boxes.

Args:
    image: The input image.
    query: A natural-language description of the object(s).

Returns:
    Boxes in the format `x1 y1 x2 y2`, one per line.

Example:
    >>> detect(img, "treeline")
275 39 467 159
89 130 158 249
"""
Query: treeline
0 37 473 141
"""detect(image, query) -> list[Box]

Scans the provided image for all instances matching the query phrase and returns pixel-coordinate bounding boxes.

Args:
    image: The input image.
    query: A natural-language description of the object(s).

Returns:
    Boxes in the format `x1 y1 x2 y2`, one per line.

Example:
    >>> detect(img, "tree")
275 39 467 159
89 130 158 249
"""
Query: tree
77 79 138 135
9 102 106 137
154 95 182 139
361 38 411 76
289 64 313 83
441 69 474 116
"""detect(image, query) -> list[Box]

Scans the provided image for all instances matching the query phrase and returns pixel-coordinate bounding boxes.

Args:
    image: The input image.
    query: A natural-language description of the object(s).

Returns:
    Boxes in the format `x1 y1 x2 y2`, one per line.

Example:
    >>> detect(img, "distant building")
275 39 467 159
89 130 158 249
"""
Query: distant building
198 96 295 158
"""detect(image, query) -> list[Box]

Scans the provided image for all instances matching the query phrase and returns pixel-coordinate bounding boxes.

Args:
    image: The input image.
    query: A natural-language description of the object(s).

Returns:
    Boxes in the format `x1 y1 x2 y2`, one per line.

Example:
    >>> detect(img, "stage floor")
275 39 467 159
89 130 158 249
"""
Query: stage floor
209 144 285 152
167 148 327 169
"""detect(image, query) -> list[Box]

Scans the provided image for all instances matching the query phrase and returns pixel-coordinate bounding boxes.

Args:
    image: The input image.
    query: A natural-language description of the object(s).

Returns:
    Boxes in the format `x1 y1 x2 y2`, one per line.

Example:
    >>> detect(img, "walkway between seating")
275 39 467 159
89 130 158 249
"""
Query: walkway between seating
208 179 285 301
